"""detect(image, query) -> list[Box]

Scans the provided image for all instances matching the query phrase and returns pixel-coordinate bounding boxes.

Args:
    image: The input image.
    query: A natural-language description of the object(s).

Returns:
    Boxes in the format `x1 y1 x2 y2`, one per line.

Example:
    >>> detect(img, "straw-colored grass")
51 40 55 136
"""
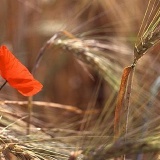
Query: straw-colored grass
0 0 160 160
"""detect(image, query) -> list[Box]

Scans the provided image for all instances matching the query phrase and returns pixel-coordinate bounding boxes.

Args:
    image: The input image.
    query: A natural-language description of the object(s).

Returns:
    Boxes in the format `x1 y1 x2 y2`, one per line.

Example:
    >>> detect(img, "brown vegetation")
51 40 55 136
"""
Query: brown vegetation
0 0 160 159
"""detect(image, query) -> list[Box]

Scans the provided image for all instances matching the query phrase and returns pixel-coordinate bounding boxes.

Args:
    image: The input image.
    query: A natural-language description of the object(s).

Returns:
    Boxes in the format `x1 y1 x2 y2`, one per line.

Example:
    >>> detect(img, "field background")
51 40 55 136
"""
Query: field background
0 0 160 160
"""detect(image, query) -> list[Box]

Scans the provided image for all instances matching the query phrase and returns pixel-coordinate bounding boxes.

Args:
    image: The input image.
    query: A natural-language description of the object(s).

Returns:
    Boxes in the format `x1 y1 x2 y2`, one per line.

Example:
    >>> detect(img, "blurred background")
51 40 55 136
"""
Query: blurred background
0 0 146 101
0 0 160 159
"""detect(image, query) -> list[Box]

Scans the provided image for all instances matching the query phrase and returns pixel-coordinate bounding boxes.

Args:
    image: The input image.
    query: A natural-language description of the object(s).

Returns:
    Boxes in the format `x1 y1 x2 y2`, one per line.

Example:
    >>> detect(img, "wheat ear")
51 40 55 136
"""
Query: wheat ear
134 12 160 62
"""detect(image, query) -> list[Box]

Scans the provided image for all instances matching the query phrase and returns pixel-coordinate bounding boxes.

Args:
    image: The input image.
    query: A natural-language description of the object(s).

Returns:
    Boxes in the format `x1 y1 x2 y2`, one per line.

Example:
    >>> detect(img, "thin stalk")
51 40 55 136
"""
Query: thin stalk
0 80 7 91
27 96 33 135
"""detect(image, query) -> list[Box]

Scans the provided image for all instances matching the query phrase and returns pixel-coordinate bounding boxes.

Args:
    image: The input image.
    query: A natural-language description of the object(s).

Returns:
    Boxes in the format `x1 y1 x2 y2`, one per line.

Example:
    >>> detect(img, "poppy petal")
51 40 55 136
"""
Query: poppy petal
0 45 43 96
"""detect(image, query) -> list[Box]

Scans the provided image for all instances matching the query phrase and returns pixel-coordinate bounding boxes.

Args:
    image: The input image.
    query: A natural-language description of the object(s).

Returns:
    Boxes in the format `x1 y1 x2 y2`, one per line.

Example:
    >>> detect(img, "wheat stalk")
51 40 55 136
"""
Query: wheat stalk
0 100 83 114
113 3 160 160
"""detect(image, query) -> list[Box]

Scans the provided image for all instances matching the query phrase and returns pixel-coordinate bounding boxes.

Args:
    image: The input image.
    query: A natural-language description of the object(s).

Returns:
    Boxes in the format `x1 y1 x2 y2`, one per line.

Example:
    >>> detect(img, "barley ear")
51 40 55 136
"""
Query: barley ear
134 14 160 61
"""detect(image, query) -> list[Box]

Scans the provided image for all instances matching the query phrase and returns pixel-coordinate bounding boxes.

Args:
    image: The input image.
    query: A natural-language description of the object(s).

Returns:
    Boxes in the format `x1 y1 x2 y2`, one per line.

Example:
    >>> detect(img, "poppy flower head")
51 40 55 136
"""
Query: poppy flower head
0 45 43 96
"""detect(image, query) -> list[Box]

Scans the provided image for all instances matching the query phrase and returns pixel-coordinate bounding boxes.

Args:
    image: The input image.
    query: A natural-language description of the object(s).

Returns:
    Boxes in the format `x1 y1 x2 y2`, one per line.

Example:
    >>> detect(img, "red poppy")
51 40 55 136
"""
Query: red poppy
0 45 43 96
